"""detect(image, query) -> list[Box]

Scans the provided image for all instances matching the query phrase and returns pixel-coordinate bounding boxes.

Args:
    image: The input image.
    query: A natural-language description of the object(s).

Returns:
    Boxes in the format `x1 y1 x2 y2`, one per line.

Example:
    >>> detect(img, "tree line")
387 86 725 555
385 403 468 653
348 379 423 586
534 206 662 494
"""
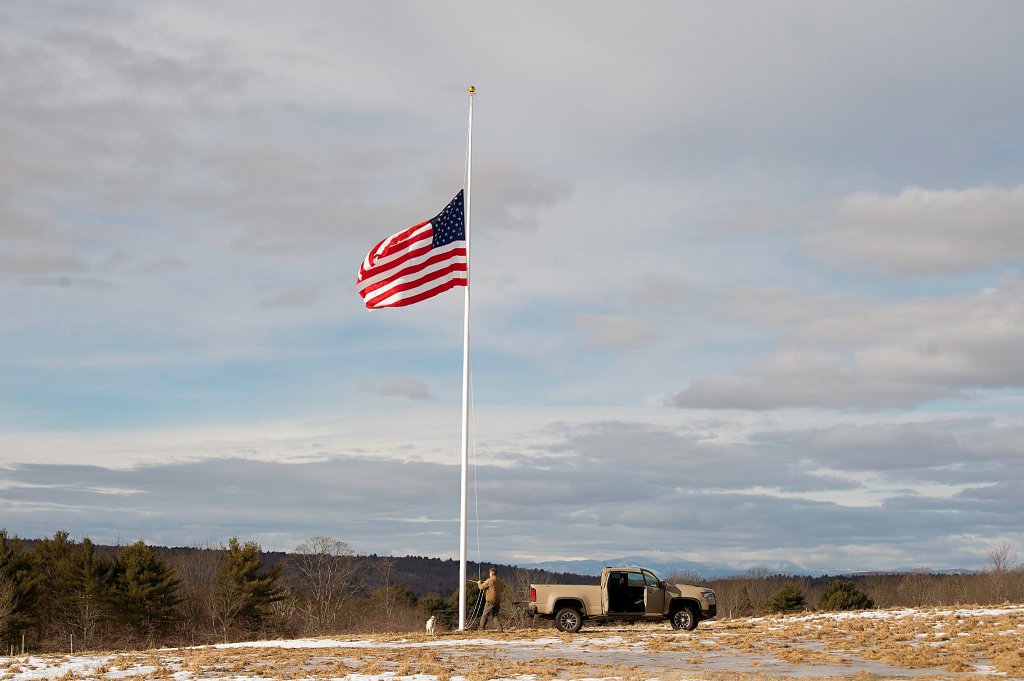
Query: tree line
688 542 1024 619
0 530 569 653
4 528 1021 654
1 531 400 653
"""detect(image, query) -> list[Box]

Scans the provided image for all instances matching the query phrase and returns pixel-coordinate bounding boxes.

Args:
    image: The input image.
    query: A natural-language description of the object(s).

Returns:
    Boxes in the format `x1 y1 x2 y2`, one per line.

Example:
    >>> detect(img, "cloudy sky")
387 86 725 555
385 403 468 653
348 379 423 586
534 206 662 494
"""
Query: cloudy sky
2 1 1023 574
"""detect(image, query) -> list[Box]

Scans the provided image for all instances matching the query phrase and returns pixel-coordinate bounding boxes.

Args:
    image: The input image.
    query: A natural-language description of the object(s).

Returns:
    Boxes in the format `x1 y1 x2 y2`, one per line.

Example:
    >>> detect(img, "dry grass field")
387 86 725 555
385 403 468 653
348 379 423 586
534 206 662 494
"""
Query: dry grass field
2 605 1022 680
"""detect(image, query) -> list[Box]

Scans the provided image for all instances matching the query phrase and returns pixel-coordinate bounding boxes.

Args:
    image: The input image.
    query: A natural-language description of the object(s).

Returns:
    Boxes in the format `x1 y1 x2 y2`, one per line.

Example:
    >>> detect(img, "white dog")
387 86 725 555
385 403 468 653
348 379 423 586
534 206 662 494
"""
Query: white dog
425 615 436 635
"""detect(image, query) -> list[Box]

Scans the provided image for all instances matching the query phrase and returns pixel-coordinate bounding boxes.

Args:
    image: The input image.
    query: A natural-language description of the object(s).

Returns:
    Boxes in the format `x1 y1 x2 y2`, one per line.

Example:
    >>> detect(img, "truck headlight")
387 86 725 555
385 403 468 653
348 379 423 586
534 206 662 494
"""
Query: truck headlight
702 591 716 601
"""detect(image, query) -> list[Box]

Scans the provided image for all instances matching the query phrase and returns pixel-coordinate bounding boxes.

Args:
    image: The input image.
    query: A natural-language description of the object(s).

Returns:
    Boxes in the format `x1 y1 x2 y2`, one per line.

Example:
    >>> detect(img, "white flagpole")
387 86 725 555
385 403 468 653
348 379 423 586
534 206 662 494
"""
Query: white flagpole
458 85 475 632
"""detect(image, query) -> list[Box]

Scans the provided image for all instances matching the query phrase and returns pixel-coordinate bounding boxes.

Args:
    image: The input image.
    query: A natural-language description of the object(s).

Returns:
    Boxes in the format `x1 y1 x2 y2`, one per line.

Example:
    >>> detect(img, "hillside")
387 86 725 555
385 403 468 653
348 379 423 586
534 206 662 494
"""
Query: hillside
149 545 596 597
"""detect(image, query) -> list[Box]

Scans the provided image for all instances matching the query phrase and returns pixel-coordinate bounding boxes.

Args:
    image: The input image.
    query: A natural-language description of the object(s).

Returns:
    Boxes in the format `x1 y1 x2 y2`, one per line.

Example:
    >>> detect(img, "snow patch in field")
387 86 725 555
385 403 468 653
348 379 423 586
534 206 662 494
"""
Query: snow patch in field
5 605 1024 680
749 603 1024 625
209 634 566 650
7 655 156 680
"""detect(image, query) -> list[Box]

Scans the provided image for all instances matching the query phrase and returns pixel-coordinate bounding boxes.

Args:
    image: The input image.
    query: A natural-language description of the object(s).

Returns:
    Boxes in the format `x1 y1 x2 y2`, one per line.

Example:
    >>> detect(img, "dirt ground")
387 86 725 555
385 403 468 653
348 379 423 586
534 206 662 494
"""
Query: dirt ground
3 605 1022 680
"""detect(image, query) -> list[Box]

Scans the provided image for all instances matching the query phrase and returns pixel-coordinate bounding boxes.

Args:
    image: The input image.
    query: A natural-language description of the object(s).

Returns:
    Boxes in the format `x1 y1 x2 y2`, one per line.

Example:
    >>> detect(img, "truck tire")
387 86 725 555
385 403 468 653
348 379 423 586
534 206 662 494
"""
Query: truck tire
670 605 698 631
554 606 583 633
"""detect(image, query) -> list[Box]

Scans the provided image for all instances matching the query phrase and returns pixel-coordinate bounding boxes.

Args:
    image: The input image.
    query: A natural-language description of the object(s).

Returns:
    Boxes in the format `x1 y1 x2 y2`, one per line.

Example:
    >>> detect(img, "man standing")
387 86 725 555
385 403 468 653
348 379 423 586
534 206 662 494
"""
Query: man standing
476 567 504 631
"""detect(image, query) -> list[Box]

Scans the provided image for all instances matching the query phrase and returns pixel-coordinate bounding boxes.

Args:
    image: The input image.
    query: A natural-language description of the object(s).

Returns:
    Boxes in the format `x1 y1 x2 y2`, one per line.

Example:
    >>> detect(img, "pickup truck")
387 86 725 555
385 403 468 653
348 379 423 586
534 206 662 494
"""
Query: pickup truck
527 566 716 633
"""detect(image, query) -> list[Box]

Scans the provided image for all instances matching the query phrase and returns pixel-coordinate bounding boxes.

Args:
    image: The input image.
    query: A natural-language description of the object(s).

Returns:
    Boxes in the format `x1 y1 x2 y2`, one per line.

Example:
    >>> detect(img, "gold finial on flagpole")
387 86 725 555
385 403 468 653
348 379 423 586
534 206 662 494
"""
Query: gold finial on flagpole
467 85 476 94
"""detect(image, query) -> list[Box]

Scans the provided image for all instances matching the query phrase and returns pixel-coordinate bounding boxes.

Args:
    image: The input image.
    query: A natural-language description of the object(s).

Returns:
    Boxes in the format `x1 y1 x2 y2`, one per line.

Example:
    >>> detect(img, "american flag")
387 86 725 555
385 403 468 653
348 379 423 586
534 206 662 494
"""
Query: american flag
357 191 467 310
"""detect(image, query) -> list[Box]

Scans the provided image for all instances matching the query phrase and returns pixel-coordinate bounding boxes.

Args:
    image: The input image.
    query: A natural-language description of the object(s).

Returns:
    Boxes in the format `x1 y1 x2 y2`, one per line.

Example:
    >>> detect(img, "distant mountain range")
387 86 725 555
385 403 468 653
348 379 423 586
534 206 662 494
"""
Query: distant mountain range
516 556 977 578
518 556 808 578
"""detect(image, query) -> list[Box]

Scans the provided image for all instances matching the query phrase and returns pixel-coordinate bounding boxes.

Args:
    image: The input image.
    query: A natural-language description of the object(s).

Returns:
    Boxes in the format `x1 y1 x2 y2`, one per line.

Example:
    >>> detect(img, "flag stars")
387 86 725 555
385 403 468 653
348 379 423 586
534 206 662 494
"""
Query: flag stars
432 191 465 248
357 190 467 309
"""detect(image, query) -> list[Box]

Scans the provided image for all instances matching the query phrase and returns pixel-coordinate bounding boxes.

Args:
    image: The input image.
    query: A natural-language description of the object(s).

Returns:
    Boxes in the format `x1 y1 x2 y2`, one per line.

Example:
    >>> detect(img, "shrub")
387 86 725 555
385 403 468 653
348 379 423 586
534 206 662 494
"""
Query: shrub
819 579 874 611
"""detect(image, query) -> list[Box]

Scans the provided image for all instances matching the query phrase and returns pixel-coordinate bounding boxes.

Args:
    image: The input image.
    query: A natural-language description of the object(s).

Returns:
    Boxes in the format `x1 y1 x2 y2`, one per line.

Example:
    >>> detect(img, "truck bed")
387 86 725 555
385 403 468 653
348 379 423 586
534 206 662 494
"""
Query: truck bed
531 583 604 616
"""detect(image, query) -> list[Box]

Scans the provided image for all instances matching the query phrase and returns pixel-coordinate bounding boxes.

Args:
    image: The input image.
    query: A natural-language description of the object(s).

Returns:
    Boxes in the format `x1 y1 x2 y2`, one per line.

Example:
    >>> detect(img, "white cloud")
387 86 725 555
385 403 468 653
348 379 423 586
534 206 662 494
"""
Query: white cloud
804 185 1024 275
673 273 1024 409
3 408 1020 571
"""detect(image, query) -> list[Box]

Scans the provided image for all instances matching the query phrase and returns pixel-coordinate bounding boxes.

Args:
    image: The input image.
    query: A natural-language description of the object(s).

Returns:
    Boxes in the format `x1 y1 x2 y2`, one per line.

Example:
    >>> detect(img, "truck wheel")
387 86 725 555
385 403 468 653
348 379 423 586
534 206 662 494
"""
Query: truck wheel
670 605 698 631
554 606 583 633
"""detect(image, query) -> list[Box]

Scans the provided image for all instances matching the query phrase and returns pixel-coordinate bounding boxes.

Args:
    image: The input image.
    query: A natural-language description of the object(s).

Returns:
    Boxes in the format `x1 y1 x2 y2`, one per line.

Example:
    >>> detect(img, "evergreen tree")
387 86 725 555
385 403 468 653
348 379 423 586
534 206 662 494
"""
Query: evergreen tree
31 533 115 650
818 579 874 611
370 583 417 613
735 585 754 616
365 583 417 628
210 538 282 639
417 592 456 627
451 581 483 624
67 539 114 648
766 582 807 613
0 530 37 650
109 541 182 638
31 531 79 644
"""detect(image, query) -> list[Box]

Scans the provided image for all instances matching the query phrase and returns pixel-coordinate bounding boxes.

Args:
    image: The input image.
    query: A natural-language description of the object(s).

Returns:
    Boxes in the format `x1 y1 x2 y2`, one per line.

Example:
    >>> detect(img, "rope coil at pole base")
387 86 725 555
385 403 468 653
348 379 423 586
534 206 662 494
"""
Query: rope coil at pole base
464 589 486 630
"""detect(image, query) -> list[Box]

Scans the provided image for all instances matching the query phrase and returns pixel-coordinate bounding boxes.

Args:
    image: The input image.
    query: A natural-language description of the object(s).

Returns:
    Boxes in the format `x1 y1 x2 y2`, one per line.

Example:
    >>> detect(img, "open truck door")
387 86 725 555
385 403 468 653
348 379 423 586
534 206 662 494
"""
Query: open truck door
600 568 610 613
642 569 666 616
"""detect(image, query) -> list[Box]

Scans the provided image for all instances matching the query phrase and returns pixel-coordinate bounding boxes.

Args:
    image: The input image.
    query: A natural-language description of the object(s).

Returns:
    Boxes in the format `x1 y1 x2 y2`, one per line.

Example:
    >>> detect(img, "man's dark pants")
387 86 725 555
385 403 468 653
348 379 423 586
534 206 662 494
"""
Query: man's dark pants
479 601 501 630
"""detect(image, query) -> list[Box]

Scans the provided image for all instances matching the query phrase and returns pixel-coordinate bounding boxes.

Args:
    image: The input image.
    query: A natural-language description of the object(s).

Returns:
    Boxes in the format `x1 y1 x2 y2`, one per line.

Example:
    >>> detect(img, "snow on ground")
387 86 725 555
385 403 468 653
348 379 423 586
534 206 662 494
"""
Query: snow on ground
3 605 1024 680
209 635 566 650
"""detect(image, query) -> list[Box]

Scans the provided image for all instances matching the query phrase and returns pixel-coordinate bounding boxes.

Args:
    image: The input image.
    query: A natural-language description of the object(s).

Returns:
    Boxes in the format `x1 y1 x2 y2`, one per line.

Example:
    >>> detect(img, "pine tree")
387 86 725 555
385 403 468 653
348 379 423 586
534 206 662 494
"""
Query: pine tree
818 579 874 611
67 539 114 648
766 582 807 613
735 585 754 616
31 533 116 650
109 541 182 638
418 592 456 627
210 538 282 640
0 530 37 650
31 531 79 645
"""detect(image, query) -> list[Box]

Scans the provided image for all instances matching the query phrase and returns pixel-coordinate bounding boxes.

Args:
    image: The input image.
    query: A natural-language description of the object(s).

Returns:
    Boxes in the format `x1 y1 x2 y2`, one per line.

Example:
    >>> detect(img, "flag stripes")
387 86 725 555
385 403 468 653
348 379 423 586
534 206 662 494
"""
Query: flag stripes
357 191 467 309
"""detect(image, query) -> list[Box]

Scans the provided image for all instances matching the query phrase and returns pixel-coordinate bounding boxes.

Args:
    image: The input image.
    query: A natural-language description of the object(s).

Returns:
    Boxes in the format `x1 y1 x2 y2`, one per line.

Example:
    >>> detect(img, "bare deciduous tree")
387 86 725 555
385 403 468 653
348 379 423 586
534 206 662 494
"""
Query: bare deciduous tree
208 580 249 643
667 570 704 585
742 567 775 612
985 541 1020 603
288 537 368 634
167 545 221 645
986 542 1019 574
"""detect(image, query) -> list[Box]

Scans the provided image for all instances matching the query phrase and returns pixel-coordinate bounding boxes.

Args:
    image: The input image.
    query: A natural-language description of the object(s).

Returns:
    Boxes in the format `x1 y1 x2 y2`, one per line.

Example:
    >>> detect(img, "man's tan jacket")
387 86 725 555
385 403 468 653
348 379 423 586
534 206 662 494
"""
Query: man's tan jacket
479 575 502 603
